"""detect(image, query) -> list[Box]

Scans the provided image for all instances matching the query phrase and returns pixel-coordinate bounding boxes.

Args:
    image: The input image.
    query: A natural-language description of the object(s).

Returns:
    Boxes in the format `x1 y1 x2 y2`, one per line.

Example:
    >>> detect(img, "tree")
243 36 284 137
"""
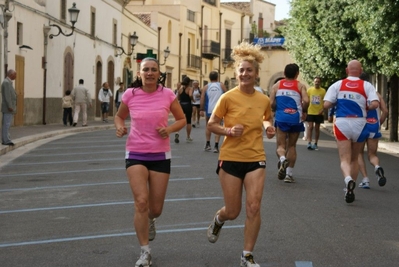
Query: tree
284 0 398 141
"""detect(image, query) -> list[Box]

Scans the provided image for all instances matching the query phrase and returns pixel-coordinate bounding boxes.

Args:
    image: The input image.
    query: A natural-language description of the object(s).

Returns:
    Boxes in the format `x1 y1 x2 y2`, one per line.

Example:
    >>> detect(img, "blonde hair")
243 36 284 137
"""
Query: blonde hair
231 41 264 71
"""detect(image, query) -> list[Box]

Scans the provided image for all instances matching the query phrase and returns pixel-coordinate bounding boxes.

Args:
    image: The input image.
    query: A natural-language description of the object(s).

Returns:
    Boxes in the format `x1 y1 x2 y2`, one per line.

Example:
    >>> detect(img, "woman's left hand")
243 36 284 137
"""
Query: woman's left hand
265 126 276 139
156 127 169 139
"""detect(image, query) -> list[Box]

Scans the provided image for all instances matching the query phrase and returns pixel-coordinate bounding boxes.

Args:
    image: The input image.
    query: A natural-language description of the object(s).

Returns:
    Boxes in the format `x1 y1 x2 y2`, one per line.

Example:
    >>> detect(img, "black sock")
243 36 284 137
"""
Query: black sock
215 143 219 148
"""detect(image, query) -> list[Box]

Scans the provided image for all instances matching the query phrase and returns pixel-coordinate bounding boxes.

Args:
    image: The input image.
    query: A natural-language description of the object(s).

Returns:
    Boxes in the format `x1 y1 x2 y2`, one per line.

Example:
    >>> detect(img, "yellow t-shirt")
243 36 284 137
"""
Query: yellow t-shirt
307 87 326 115
213 87 273 162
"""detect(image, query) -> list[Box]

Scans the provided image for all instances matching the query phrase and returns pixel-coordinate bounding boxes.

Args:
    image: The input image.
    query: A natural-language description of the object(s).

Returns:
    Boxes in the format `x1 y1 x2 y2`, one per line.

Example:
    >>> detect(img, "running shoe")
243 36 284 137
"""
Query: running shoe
376 167 386 187
358 181 370 189
204 144 212 151
284 174 295 183
149 218 156 241
311 144 318 150
192 124 196 128
345 179 356 203
174 133 179 144
213 147 219 153
240 253 260 267
277 159 289 180
186 137 193 142
135 250 152 267
307 143 313 150
207 210 224 243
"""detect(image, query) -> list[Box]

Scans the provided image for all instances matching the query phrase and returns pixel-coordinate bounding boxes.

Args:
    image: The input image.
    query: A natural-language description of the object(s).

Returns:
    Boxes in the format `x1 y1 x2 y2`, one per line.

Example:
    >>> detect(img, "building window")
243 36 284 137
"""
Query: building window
16 22 23 45
187 10 195 22
90 7 96 37
60 0 66 21
203 0 216 6
113 20 117 45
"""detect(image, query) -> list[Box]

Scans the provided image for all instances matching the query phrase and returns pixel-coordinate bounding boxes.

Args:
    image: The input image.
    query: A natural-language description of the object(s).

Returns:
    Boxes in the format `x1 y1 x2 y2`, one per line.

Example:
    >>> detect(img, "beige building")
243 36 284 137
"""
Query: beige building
128 0 295 91
0 0 297 126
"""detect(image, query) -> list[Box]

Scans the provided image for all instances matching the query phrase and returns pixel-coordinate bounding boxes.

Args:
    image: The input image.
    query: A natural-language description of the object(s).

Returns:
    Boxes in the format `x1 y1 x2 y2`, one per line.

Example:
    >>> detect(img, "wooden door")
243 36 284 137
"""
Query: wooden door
95 61 102 117
107 60 114 115
64 53 74 93
14 55 24 126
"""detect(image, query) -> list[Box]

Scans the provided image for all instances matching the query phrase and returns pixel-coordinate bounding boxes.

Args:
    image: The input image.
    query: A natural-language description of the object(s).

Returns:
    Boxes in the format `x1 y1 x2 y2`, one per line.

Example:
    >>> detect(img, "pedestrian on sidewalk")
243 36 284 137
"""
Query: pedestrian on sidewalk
206 41 275 267
269 63 309 183
357 72 388 189
1 69 17 146
62 90 73 126
115 82 125 111
306 77 326 150
98 82 113 123
114 57 186 267
71 79 91 127
324 60 379 204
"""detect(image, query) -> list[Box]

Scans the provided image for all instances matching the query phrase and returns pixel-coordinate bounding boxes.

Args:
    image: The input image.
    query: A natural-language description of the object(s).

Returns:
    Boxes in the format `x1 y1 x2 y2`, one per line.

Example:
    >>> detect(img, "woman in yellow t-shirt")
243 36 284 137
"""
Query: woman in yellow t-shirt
206 41 275 267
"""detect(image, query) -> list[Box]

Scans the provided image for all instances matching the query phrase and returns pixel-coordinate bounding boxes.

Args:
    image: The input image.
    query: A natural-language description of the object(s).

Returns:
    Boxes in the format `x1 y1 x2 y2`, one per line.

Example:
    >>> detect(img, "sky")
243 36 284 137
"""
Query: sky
220 0 290 21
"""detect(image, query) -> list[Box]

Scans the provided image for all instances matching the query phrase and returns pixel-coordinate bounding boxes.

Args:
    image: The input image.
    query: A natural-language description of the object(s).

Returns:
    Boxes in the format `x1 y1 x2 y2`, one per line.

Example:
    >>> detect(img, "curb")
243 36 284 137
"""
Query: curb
0 124 115 156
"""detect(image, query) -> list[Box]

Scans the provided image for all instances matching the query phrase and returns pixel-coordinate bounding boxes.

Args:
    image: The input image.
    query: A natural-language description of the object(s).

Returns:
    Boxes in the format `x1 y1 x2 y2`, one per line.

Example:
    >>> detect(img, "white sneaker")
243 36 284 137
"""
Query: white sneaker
240 253 260 267
284 174 295 183
135 250 152 267
207 210 224 243
358 181 370 189
149 218 156 241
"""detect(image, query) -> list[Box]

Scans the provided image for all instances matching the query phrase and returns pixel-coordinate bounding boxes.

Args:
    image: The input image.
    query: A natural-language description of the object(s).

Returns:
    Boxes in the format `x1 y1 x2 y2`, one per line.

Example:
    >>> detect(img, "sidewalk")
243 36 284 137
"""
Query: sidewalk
1 119 398 157
1 119 115 156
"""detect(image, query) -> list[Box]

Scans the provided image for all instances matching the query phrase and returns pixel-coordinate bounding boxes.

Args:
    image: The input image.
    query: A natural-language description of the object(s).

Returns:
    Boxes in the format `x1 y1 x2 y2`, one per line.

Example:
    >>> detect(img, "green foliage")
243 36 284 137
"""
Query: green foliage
283 0 399 84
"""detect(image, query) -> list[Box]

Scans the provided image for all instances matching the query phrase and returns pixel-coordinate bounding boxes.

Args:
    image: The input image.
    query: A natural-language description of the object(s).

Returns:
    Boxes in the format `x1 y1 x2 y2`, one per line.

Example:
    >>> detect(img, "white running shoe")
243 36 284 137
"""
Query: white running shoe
149 218 156 241
135 250 152 267
284 174 295 183
358 181 370 189
207 210 224 243
240 253 260 267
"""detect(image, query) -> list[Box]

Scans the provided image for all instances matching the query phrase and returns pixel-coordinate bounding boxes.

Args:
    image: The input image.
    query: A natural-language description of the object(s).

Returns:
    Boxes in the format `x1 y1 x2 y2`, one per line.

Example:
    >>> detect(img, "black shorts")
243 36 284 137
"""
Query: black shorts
101 102 110 113
216 160 266 180
125 159 171 174
306 114 324 124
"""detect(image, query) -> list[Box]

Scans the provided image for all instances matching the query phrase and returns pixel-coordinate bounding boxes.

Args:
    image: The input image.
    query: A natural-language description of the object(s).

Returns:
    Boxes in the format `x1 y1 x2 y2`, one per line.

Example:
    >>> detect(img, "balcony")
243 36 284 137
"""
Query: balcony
203 0 216 6
222 48 233 62
187 54 201 69
202 40 220 60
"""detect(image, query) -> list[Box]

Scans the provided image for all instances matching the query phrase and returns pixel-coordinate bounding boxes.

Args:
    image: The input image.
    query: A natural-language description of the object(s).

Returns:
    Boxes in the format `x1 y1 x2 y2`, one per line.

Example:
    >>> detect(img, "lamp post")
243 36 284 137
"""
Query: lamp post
115 31 139 57
218 59 229 74
45 3 79 124
49 2 80 39
159 46 170 66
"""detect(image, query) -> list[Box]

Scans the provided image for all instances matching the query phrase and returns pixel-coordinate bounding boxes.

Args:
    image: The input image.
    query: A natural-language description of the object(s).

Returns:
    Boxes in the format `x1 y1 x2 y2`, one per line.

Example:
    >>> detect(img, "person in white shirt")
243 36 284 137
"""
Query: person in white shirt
98 82 113 123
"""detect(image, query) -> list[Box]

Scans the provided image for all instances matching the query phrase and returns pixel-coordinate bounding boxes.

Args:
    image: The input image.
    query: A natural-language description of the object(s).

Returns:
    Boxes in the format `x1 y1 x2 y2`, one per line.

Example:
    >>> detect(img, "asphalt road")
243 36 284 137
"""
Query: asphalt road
0 124 398 267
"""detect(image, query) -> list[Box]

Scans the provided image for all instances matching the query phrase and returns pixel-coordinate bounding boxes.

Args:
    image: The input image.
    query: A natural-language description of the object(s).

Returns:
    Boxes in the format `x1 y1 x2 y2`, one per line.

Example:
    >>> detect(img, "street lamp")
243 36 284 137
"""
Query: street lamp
49 2 80 39
115 31 139 57
159 46 170 66
219 59 229 74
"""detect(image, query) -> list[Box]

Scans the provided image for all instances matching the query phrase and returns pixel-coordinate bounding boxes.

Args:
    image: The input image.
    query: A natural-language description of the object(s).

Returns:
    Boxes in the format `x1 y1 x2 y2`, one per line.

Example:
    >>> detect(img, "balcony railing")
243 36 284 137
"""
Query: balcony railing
222 48 233 62
203 0 216 6
187 54 201 69
202 40 220 60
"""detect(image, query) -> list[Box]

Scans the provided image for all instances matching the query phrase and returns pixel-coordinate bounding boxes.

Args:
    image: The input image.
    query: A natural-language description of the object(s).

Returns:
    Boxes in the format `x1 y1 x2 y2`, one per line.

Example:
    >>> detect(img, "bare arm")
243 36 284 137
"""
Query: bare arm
220 82 227 92
378 93 388 125
200 85 208 112
269 83 278 111
114 102 129 137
